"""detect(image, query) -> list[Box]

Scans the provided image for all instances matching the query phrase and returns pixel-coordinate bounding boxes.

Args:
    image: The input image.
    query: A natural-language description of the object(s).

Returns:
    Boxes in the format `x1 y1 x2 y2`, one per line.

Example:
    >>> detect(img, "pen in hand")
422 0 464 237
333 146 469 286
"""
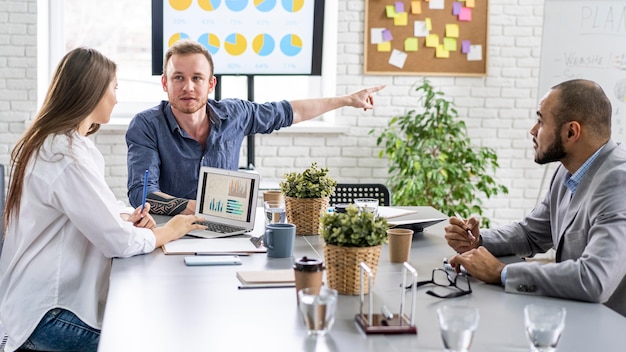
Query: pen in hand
141 169 149 215
454 212 476 242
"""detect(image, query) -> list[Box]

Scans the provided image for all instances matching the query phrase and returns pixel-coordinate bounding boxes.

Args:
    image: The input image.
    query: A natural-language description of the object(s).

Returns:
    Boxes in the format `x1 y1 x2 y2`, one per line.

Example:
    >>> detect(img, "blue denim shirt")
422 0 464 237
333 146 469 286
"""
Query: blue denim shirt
126 99 293 207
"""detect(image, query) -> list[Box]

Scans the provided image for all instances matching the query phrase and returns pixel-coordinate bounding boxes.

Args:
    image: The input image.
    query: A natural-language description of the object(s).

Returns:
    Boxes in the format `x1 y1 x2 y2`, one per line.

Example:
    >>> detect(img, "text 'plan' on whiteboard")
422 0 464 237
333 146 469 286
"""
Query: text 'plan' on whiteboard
538 0 626 143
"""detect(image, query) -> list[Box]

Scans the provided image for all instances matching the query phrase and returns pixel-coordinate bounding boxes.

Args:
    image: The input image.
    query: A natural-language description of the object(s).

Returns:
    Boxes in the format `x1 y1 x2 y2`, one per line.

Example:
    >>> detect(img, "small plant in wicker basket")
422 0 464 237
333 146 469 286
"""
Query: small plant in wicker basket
320 205 388 295
279 162 337 235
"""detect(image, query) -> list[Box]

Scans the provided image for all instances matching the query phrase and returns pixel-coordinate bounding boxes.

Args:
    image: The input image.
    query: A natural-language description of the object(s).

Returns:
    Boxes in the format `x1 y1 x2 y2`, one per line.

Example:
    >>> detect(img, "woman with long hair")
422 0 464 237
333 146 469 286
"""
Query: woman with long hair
0 47 205 351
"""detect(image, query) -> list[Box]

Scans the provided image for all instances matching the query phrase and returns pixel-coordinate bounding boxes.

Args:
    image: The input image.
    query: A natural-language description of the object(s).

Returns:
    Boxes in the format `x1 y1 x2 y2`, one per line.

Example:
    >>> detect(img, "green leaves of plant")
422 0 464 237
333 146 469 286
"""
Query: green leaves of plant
279 162 337 199
372 79 509 227
320 205 388 247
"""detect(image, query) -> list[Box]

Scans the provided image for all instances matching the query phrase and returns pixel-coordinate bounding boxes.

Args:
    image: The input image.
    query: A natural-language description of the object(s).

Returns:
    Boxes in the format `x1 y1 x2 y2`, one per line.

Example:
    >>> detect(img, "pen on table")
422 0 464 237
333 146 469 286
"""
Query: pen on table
141 169 149 214
454 212 476 242
195 252 250 256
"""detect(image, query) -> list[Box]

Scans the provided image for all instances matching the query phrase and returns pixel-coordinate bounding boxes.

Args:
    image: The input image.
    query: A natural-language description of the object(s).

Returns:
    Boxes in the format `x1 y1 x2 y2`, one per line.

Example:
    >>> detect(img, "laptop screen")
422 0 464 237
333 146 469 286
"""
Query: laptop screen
197 169 257 222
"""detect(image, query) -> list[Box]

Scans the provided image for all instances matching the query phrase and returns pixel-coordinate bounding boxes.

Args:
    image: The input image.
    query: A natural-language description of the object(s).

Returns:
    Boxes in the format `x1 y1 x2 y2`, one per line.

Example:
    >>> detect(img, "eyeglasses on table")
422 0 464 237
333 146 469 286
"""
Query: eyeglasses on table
404 268 472 299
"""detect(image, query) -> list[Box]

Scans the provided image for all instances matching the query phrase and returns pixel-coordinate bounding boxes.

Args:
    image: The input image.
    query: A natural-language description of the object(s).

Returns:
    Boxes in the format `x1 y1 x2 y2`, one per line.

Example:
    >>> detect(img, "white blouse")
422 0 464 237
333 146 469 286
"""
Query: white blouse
0 132 156 351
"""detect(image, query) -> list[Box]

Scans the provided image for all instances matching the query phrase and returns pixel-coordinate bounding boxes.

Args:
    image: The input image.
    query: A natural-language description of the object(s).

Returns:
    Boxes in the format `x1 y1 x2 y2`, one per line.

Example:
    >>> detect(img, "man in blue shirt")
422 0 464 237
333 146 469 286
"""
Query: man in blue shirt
126 40 385 215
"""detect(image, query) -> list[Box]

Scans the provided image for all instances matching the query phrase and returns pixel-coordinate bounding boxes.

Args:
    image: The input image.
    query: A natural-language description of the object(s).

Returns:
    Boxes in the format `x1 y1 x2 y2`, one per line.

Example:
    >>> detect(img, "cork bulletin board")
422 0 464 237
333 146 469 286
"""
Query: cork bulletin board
364 0 488 76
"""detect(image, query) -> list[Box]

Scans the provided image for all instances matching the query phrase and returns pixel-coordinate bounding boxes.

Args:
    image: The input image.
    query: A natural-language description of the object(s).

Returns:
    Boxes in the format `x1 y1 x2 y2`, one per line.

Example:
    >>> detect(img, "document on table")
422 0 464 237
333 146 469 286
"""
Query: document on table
377 206 418 219
162 238 267 255
378 207 447 228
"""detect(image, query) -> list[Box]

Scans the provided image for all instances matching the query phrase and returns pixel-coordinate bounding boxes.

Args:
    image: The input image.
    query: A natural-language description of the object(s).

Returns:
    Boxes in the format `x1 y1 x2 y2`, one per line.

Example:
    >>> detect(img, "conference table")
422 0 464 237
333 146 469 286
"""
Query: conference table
98 207 626 351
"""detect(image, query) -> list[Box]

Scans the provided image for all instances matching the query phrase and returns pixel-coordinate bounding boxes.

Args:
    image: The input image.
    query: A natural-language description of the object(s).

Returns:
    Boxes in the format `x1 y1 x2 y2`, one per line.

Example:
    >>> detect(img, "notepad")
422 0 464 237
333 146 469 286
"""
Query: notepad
236 269 295 286
162 238 267 255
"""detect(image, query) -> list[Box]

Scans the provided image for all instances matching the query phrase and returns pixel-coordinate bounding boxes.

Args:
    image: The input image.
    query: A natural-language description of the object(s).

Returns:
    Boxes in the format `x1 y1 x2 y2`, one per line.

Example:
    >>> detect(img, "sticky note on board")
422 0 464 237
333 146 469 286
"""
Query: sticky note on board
452 2 462 15
426 18 432 30
414 21 429 37
411 1 422 14
466 0 475 8
405 37 419 51
459 7 472 21
445 24 459 38
389 49 408 68
378 41 392 52
382 29 393 41
461 40 471 53
386 5 398 18
443 37 457 51
429 0 445 10
394 12 408 26
370 28 386 44
436 45 450 58
395 1 405 13
426 34 439 47
467 44 482 61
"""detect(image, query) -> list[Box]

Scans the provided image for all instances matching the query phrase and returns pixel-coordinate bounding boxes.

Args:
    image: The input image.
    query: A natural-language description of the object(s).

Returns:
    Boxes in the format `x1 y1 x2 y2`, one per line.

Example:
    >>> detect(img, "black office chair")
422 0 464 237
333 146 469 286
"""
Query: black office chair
330 183 391 206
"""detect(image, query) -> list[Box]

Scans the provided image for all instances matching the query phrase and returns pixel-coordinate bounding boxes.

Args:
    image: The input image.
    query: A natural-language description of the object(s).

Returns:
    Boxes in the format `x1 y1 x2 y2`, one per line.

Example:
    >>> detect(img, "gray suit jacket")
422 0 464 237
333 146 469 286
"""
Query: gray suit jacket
482 140 626 316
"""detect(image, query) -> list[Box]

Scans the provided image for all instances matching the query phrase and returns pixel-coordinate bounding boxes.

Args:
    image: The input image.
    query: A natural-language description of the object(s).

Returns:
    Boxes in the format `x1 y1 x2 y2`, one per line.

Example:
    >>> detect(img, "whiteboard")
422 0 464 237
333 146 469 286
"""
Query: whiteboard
538 0 626 143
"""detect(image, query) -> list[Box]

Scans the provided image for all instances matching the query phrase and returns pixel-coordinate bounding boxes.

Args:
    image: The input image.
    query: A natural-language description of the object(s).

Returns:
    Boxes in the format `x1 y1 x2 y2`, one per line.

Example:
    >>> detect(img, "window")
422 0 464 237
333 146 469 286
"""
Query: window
41 0 337 122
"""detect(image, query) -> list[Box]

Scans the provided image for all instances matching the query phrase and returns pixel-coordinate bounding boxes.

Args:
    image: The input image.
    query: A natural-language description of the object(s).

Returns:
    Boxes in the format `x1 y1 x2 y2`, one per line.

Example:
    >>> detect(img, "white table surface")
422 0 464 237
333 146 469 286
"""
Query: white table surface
98 207 626 352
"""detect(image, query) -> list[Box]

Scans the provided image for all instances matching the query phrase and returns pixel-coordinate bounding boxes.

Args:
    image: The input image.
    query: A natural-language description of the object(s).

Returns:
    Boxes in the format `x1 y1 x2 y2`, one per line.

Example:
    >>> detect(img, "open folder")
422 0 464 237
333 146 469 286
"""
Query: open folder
162 238 267 255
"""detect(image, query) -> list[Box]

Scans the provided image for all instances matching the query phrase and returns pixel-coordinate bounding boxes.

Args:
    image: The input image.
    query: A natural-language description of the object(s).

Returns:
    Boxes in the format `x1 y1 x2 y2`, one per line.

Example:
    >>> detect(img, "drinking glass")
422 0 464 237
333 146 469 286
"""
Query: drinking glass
298 287 338 336
354 198 379 216
264 200 286 225
437 305 479 352
524 303 566 352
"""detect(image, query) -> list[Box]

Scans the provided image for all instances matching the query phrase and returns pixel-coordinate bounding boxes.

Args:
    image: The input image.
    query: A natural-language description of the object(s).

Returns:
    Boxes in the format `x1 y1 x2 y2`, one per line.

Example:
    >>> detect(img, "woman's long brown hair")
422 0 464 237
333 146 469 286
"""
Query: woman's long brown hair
2 47 116 236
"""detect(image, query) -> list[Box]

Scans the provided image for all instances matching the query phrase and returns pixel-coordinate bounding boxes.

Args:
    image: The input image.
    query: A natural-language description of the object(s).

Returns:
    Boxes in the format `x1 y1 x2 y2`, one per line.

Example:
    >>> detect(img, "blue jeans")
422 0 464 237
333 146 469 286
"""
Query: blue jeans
19 308 99 352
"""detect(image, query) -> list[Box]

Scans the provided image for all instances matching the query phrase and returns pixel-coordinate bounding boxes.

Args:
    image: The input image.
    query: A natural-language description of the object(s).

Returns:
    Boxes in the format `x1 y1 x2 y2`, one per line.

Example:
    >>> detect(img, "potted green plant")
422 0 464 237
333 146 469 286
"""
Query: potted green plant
371 79 508 227
320 205 388 295
279 162 337 235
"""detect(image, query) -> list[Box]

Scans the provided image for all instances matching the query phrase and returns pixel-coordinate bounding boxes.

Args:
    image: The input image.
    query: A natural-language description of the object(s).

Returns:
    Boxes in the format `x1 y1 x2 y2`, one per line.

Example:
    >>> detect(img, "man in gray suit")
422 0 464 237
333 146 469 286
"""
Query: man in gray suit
445 79 626 316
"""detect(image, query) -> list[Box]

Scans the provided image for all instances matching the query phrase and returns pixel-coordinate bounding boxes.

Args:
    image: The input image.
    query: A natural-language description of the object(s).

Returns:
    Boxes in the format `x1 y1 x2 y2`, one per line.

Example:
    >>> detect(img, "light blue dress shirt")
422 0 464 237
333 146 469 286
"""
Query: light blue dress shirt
126 99 293 207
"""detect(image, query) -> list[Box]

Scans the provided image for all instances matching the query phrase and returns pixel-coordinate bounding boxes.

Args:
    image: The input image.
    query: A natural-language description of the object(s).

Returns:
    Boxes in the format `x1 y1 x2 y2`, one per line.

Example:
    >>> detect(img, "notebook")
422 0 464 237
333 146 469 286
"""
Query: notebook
236 270 295 288
187 167 260 239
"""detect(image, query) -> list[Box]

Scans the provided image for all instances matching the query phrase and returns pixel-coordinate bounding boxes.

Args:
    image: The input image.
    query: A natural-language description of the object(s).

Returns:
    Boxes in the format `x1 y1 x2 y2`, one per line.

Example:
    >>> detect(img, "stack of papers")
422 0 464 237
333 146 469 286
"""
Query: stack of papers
236 269 295 289
377 207 418 219
377 206 447 228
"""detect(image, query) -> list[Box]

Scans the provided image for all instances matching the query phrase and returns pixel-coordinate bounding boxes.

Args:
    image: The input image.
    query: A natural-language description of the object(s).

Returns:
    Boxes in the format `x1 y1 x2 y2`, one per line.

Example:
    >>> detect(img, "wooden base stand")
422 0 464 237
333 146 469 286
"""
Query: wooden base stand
354 262 418 335
354 313 417 334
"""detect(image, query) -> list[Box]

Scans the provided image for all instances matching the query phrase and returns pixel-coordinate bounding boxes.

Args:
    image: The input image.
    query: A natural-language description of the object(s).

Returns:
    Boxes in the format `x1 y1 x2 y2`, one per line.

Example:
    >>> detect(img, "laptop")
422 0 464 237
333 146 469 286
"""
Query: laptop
187 167 260 239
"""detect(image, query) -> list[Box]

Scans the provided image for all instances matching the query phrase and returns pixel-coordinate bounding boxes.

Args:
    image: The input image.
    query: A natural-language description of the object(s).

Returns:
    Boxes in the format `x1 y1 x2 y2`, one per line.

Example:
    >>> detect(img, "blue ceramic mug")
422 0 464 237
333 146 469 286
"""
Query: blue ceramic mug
264 223 296 258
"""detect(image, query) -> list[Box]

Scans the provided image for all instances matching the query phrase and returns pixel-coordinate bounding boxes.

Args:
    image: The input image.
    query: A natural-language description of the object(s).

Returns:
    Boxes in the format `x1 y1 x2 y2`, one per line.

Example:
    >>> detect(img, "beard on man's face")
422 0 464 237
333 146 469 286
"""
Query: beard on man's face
534 128 566 165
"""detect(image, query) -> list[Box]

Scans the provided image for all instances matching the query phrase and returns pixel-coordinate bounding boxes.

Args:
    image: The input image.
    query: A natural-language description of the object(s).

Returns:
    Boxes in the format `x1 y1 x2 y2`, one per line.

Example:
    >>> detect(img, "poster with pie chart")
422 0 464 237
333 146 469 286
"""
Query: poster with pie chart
152 0 325 75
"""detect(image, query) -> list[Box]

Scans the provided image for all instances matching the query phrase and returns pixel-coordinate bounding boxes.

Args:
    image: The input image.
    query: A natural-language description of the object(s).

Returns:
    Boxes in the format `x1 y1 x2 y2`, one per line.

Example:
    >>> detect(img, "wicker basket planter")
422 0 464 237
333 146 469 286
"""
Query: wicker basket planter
323 243 382 295
284 196 330 236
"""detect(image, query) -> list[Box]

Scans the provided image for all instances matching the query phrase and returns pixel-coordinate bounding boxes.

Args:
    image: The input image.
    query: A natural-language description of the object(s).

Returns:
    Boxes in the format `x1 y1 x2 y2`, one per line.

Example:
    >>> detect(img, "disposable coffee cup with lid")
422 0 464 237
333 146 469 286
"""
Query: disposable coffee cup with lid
293 256 325 302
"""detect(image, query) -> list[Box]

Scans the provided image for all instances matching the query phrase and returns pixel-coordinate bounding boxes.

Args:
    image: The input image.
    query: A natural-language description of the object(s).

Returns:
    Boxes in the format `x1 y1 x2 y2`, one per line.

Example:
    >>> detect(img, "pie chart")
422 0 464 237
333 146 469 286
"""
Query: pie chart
225 0 248 11
281 0 304 12
198 33 221 55
254 0 276 12
198 0 221 11
168 33 190 47
168 0 193 11
280 34 302 56
252 34 275 56
224 33 247 56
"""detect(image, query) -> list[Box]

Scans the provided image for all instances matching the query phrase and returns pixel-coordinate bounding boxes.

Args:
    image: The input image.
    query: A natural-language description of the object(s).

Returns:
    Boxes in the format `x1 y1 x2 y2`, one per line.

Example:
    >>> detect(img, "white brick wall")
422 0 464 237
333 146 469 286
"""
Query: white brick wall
0 0 37 187
1 0 556 226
